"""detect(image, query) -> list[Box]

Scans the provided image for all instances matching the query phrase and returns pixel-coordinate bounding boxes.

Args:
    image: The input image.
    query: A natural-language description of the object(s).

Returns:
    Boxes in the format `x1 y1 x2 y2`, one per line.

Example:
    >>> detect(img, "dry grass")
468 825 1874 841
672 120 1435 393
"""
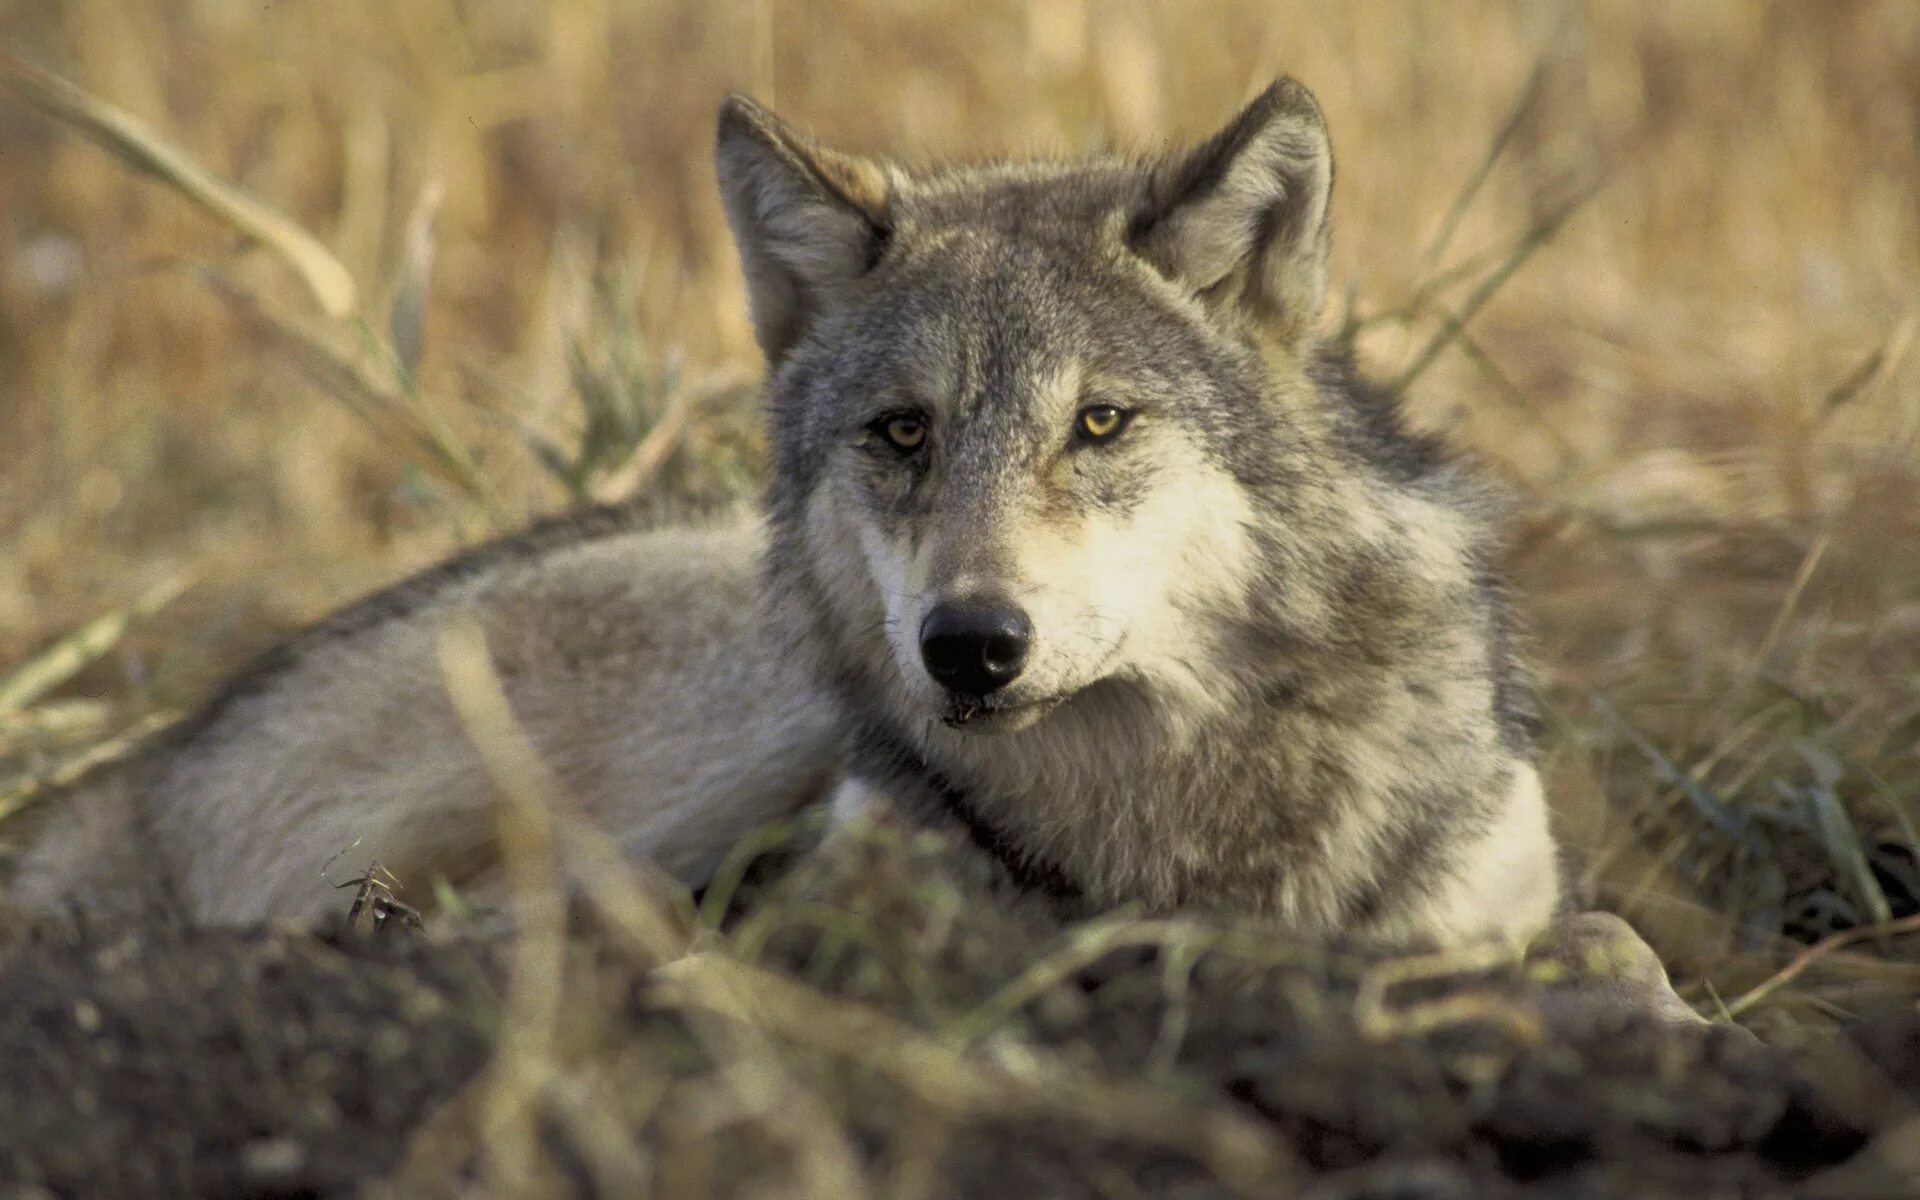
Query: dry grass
1 0 1917 1080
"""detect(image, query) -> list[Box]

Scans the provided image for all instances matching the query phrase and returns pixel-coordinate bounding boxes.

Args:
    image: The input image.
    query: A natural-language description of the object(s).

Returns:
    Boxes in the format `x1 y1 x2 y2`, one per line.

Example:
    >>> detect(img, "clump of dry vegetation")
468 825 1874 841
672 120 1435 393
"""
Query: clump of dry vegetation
1 0 1918 1194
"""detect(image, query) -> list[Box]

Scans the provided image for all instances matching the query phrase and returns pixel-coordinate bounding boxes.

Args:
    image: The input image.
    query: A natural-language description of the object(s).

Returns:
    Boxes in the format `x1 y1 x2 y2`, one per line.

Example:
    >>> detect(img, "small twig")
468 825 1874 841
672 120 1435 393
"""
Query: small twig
1591 694 1747 837
1415 49 1555 277
1724 911 1920 1018
1343 241 1508 340
946 916 1202 1045
318 839 367 887
944 915 1338 1046
587 370 754 504
1352 940 1541 1044
1821 313 1915 415
1388 173 1609 395
334 861 421 934
1742 528 1832 690
695 807 825 932
1389 293 1588 472
1148 939 1202 1076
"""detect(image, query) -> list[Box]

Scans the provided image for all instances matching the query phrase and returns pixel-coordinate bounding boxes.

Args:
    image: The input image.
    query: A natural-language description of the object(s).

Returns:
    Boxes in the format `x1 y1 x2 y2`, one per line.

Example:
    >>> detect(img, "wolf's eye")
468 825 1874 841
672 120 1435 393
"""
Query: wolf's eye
871 413 927 453
1074 404 1131 443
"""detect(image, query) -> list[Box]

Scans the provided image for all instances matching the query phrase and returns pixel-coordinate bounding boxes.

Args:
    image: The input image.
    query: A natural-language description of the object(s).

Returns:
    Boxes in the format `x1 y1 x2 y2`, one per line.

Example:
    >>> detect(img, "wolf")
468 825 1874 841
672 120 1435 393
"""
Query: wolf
733 78 1560 944
8 79 1562 951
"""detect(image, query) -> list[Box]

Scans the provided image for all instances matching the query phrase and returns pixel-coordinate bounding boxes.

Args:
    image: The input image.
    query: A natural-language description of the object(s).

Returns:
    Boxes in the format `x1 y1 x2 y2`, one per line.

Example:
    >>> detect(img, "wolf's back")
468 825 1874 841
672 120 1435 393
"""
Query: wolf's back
5 512 843 926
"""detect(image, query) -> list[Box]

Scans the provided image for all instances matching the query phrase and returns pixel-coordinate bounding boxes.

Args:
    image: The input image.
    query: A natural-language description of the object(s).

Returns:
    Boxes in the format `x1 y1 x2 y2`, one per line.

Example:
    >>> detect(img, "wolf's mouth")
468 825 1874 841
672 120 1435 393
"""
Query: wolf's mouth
933 637 1123 732
939 692 1065 732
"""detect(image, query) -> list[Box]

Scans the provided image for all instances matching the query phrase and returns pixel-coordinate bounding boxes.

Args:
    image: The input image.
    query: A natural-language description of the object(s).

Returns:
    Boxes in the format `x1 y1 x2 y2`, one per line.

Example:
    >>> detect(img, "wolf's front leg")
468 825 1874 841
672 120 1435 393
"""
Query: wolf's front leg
1525 910 1754 1038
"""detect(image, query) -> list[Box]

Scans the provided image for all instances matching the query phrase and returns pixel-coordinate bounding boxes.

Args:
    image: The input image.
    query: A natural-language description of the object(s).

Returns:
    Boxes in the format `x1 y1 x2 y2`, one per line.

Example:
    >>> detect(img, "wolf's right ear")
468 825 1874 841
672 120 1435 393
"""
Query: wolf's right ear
1130 80 1333 347
716 96 893 364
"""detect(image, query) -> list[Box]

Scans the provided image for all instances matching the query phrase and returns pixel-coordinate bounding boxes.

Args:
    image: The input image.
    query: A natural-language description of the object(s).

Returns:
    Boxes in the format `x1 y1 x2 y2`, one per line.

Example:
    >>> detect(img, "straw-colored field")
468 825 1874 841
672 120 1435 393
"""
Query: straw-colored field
2 2 1919 1192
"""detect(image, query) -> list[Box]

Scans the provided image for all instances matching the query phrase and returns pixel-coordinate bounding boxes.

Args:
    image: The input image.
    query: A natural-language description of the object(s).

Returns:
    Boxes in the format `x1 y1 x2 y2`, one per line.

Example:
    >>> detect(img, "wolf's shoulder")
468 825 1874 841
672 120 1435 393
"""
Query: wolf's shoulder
1310 346 1501 515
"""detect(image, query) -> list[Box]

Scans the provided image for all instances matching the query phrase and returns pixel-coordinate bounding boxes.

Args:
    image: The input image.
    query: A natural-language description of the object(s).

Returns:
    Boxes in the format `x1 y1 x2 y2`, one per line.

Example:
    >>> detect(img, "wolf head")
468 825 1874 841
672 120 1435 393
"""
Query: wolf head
720 82 1349 734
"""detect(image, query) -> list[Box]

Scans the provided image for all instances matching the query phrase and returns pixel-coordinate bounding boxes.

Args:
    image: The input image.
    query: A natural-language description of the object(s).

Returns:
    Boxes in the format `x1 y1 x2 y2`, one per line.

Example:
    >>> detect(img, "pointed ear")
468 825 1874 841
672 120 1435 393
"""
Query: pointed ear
1129 79 1333 345
715 96 893 363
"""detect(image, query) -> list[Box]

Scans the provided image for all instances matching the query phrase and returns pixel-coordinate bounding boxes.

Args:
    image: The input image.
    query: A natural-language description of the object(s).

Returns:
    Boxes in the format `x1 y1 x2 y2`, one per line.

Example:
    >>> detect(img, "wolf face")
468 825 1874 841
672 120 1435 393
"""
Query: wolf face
721 84 1339 733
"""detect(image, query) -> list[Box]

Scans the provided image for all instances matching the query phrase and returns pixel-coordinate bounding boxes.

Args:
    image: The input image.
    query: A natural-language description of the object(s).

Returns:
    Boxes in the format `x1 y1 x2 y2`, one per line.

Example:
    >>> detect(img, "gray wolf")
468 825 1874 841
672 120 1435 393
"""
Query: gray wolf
8 79 1562 951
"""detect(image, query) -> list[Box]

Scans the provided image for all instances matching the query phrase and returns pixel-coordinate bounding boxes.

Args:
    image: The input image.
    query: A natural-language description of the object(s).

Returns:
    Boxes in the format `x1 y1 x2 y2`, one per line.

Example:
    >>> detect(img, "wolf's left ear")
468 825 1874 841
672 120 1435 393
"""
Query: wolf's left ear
716 96 893 364
1130 79 1332 346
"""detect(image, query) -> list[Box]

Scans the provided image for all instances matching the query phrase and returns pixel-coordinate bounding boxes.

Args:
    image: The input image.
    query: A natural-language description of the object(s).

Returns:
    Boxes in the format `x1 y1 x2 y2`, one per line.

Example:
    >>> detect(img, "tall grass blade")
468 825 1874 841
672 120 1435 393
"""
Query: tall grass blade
0 49 358 318
0 711 174 824
0 574 188 715
1415 49 1554 276
1795 741 1895 927
389 178 445 386
201 271 504 522
1389 173 1607 395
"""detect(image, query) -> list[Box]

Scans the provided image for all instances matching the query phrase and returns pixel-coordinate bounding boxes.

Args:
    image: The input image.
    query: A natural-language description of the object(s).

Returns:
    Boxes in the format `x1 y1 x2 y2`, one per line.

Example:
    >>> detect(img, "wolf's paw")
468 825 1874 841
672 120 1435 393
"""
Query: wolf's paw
1526 910 1753 1042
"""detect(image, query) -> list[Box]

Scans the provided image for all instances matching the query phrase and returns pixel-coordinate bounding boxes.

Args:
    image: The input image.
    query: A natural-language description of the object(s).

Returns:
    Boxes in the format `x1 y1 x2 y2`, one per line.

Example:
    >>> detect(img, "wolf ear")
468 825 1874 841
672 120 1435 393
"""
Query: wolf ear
1130 79 1333 346
716 96 893 363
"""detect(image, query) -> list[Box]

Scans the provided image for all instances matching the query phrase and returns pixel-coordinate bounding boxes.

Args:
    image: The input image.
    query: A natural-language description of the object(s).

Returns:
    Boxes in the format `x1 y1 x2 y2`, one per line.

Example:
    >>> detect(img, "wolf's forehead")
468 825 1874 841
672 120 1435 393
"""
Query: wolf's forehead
858 240 1117 415
897 158 1146 233
832 221 1214 426
809 159 1224 422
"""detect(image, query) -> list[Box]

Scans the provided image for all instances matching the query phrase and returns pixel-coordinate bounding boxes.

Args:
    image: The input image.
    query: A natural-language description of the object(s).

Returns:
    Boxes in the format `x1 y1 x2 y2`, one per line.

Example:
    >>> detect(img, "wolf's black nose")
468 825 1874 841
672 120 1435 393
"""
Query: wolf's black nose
919 601 1031 696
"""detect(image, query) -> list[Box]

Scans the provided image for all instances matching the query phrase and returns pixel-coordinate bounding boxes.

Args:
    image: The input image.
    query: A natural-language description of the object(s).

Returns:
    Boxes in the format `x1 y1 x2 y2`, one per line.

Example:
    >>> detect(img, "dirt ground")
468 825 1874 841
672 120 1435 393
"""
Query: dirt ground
3 830 1916 1200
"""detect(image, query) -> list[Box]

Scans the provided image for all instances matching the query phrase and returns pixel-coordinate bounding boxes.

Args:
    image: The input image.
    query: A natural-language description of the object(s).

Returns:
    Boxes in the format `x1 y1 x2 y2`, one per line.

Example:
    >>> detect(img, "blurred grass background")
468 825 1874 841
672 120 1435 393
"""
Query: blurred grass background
1 0 1918 1032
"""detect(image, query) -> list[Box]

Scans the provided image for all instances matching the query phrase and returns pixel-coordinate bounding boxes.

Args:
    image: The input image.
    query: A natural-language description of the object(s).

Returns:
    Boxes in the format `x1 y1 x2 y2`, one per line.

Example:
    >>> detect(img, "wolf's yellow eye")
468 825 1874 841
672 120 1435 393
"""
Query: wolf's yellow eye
1075 404 1129 443
876 414 927 452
